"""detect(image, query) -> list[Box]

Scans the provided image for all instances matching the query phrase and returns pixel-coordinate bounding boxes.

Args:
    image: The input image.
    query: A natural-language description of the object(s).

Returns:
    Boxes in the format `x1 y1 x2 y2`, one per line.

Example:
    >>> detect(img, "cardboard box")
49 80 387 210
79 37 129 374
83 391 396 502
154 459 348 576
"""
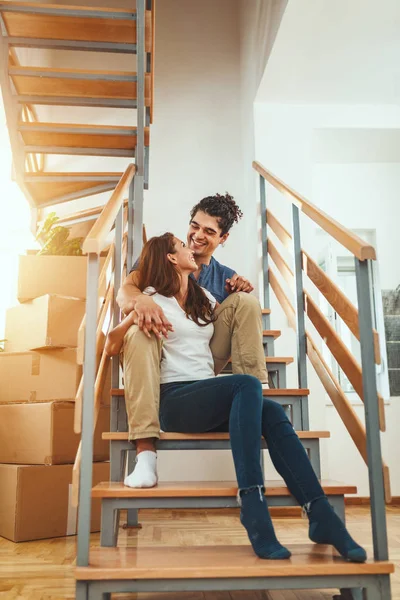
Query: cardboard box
5 294 86 352
18 255 106 302
0 401 110 464
0 348 81 403
0 462 110 542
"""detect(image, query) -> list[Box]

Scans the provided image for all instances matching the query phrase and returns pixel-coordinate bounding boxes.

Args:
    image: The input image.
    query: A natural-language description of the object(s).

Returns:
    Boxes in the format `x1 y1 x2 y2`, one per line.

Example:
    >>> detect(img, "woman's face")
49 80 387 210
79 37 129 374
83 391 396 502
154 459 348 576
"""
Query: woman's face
168 237 197 273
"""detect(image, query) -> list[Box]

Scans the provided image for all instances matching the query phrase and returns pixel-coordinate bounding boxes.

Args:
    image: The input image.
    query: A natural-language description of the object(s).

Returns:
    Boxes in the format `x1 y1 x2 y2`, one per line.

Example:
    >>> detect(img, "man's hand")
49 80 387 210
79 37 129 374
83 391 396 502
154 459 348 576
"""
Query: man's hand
133 295 174 339
225 274 254 294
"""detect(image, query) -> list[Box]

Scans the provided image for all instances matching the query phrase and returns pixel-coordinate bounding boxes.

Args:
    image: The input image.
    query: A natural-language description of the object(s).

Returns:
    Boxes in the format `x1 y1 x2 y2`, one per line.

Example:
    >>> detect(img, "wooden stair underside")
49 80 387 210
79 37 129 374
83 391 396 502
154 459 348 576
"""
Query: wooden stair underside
75 544 394 580
0 1 152 52
19 122 150 156
92 480 356 499
10 66 151 107
23 172 123 206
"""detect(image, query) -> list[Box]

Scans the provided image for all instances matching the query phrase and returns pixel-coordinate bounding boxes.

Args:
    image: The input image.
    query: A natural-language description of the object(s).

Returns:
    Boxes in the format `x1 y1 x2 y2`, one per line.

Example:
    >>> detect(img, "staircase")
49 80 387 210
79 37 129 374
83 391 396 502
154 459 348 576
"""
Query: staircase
0 2 394 599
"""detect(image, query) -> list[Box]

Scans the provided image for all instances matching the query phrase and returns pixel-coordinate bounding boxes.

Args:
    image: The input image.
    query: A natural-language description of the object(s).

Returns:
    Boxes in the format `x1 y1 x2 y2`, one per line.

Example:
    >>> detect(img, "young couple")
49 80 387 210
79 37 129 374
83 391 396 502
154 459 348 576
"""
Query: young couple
106 193 366 562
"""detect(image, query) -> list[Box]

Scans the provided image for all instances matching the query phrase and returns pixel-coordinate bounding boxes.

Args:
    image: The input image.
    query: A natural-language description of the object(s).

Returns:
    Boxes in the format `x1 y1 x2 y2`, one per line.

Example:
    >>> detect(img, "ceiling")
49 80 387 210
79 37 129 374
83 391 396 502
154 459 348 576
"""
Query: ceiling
256 0 400 104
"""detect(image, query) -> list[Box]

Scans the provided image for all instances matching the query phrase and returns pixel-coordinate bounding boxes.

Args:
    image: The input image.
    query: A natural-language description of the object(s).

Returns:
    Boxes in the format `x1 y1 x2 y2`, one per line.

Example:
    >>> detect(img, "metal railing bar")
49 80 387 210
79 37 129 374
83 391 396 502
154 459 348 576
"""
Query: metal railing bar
16 96 138 108
355 259 389 559
76 254 99 566
10 67 139 82
6 37 137 53
0 4 137 19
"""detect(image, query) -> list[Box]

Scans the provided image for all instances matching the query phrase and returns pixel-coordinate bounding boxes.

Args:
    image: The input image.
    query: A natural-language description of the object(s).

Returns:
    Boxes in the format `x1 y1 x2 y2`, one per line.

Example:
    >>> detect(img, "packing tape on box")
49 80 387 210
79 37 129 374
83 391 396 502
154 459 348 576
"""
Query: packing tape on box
31 354 41 376
67 484 78 536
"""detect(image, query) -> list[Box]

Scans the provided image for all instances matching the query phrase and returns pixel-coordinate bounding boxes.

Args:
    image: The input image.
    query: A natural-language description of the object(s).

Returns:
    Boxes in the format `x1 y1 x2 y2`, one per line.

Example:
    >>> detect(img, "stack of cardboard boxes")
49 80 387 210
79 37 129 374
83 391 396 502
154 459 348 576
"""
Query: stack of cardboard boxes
0 254 110 542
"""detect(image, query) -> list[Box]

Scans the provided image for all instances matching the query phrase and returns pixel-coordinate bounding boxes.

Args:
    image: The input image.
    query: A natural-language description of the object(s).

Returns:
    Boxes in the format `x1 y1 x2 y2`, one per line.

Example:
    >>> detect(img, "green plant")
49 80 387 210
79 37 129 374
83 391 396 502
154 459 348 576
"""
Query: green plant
36 212 83 256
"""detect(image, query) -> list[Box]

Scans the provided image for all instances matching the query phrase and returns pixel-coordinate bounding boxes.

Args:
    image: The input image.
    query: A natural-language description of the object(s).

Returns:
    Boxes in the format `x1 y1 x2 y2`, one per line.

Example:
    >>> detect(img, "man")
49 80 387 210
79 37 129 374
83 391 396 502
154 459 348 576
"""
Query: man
113 193 268 487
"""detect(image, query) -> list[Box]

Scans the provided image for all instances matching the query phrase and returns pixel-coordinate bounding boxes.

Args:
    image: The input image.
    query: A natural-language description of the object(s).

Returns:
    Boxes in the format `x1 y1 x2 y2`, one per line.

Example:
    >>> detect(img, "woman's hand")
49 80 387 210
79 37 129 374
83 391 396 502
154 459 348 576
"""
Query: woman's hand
134 295 174 339
225 274 254 294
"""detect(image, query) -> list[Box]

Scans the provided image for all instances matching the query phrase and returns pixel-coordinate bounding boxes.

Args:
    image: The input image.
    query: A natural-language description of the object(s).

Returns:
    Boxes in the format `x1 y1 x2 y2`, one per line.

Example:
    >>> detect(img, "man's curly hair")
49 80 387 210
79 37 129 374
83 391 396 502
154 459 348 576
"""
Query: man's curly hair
190 193 243 236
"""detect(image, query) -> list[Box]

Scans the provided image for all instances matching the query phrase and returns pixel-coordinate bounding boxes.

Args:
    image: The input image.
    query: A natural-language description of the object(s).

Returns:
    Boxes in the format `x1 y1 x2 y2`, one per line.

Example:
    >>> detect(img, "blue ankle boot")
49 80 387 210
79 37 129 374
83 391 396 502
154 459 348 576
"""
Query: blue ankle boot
239 487 291 560
307 496 367 563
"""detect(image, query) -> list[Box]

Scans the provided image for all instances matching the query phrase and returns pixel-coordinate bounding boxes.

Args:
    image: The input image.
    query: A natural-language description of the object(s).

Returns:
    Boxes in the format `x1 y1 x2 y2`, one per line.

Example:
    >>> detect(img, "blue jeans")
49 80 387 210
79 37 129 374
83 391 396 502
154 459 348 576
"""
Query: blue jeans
160 374 324 505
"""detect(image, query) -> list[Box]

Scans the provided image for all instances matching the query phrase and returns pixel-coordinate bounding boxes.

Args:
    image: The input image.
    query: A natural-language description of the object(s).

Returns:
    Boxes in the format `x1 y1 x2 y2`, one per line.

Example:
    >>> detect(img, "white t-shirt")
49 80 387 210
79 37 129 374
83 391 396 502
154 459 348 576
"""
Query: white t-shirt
144 287 216 384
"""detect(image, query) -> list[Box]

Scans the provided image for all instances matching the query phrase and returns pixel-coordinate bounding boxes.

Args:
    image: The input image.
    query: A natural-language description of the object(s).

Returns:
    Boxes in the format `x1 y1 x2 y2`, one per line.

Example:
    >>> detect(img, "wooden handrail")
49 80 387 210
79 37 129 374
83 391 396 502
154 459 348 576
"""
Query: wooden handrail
304 292 386 432
72 351 110 507
82 164 136 255
267 224 385 428
267 237 294 289
254 161 376 261
56 201 128 227
267 207 381 365
74 284 113 434
77 243 115 365
266 208 292 249
268 268 391 503
302 251 381 365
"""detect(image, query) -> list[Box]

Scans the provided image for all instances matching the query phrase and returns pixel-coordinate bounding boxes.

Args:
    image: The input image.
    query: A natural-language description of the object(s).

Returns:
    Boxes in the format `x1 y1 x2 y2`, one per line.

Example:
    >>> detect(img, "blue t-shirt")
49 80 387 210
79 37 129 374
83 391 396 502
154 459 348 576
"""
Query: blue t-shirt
189 256 235 304
130 256 235 305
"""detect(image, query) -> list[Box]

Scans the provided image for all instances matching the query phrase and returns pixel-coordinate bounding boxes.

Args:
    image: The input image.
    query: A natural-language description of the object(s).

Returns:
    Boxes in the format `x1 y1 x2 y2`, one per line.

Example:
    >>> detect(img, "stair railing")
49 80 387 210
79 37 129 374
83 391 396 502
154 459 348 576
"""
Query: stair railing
254 160 389 563
72 164 137 568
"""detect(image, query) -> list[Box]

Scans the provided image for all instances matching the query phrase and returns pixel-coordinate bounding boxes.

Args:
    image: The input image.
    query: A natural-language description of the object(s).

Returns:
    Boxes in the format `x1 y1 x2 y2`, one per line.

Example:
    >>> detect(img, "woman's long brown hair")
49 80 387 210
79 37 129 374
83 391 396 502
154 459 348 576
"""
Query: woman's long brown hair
137 232 215 327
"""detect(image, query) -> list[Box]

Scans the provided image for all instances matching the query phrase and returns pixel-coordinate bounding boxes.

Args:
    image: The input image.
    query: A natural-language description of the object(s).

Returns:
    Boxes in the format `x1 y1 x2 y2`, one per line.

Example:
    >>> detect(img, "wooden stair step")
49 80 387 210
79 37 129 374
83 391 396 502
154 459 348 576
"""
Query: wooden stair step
110 387 309 398
262 308 270 315
0 2 152 52
102 430 329 441
227 356 293 365
19 122 150 156
10 66 151 107
24 172 122 207
75 544 394 580
263 329 280 338
92 480 356 499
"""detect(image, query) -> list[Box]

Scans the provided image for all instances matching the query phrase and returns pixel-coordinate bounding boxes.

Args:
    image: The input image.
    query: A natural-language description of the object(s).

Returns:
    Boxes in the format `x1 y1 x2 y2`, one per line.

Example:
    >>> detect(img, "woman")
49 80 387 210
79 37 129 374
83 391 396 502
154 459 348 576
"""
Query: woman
106 232 366 562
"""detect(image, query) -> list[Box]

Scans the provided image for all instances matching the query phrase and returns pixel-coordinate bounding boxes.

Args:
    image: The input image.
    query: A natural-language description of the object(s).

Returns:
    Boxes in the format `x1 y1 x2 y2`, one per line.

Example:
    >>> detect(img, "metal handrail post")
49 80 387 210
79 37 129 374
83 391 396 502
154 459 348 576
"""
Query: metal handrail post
260 175 270 329
76 253 100 566
127 180 134 271
133 0 145 262
355 258 389 561
292 205 309 429
112 207 123 389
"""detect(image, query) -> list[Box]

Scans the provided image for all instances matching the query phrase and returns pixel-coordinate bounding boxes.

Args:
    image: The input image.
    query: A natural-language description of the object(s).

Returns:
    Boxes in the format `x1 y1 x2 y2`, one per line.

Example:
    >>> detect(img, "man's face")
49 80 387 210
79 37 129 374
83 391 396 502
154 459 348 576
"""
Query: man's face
187 210 229 261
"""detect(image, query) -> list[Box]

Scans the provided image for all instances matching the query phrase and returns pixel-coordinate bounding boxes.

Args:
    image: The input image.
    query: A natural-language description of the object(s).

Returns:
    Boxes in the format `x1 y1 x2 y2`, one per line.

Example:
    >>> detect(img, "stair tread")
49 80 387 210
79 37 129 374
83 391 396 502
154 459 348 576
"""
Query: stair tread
102 430 329 441
0 2 152 50
111 387 309 397
261 308 270 314
263 329 280 337
10 66 151 105
19 122 150 150
92 480 356 498
228 356 293 365
75 544 394 580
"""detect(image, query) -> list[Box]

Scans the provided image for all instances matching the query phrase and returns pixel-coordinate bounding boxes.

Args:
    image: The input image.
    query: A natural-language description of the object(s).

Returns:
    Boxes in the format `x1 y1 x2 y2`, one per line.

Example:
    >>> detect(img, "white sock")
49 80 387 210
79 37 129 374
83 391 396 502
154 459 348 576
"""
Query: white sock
262 382 270 389
124 450 158 488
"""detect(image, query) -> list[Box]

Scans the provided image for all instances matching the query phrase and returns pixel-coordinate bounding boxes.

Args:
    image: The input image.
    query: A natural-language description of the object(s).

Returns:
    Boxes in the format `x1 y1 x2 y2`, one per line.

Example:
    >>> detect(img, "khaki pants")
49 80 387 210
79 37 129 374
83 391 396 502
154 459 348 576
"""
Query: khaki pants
123 292 268 441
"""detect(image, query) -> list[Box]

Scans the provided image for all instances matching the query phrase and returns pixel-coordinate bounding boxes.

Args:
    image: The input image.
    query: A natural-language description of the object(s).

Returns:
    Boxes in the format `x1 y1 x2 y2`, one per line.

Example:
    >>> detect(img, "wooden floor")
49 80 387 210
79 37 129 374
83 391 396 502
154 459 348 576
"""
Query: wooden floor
0 506 399 599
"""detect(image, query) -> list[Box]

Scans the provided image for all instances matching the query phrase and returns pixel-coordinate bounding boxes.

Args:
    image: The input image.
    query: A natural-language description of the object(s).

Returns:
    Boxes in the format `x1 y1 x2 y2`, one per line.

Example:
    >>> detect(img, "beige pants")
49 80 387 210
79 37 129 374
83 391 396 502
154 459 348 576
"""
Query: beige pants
123 292 268 441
